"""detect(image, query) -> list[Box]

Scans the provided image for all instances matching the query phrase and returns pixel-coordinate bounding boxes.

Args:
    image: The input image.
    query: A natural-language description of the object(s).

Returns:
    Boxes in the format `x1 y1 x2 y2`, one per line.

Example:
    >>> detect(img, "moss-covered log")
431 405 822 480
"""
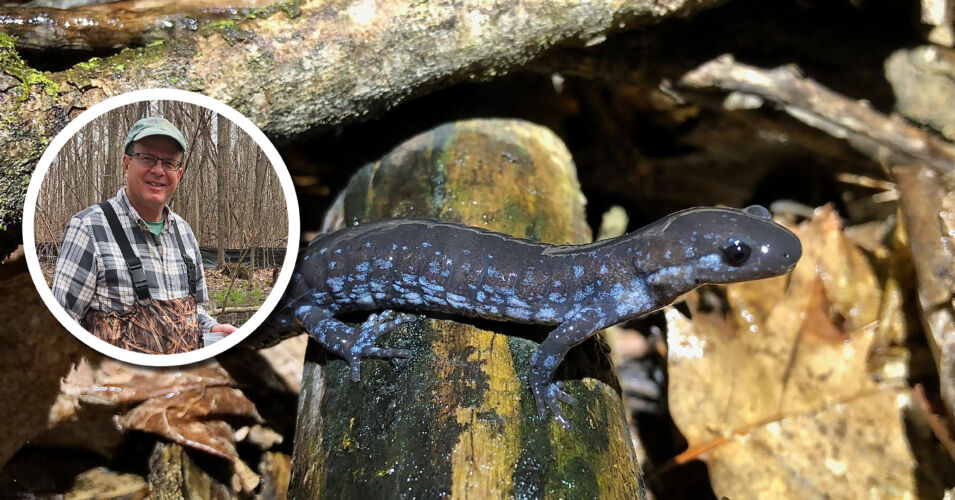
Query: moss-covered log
0 0 722 257
290 119 644 498
148 441 234 498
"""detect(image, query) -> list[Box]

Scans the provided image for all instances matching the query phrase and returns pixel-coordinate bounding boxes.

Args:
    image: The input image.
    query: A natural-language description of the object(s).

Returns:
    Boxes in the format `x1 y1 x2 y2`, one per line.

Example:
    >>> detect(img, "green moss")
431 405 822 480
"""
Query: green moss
66 41 168 87
200 19 254 46
73 58 102 72
245 0 305 21
0 33 59 104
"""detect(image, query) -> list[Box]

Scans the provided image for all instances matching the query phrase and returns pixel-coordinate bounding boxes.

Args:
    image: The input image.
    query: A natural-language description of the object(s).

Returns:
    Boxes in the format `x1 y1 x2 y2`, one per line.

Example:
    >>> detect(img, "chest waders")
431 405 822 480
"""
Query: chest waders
81 202 202 354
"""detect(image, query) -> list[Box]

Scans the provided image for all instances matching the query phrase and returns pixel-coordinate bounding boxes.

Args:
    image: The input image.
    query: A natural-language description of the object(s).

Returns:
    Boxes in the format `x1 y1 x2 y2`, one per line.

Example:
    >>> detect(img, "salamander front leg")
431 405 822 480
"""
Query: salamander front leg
529 306 608 429
294 303 416 381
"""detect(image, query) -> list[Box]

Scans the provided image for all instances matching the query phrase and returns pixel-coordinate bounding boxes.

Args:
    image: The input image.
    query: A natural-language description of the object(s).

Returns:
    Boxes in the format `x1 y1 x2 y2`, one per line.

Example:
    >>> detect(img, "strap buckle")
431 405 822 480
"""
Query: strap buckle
127 259 151 303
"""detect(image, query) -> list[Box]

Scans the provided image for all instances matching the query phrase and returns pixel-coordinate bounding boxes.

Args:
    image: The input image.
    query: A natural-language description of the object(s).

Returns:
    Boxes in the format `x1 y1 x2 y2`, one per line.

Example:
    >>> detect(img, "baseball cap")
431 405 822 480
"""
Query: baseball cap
124 117 187 152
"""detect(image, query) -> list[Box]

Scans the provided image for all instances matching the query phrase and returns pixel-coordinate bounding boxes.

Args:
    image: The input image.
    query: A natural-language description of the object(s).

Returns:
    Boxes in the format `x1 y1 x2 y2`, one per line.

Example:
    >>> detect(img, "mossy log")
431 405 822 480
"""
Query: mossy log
0 0 722 256
148 441 234 499
289 119 644 498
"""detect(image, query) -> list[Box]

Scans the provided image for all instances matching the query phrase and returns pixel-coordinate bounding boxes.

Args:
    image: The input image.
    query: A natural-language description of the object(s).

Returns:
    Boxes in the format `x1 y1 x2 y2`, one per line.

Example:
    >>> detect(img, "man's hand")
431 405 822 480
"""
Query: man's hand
211 323 238 335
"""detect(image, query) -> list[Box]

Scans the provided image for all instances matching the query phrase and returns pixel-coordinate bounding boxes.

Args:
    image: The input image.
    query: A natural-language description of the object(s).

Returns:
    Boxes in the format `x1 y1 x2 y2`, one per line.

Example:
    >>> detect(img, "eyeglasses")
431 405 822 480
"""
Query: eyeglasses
129 152 182 171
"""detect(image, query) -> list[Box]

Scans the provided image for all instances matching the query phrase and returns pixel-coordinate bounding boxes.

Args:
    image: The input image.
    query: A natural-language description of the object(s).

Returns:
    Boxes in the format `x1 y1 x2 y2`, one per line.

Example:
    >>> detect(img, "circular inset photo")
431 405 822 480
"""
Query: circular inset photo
23 89 300 366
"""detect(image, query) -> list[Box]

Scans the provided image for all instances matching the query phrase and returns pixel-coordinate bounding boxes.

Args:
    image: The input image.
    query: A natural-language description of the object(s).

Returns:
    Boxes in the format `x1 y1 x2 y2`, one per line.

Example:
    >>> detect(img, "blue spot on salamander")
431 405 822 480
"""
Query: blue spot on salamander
573 285 594 302
573 266 584 278
535 307 557 321
327 277 345 292
446 292 469 308
506 307 531 320
507 296 529 308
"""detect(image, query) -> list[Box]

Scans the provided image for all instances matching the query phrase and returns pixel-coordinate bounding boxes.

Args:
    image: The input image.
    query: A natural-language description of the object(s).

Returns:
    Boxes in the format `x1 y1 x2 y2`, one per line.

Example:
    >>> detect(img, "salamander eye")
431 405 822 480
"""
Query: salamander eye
722 240 751 267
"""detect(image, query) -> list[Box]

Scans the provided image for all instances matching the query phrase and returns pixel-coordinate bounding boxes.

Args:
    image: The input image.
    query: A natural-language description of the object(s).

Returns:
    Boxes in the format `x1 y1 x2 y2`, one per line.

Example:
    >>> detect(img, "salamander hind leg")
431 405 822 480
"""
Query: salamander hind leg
295 303 416 381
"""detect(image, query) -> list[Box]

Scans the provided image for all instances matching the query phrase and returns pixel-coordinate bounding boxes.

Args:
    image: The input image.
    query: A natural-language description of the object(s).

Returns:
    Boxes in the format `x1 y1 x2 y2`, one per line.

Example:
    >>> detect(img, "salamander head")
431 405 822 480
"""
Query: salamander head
646 205 801 289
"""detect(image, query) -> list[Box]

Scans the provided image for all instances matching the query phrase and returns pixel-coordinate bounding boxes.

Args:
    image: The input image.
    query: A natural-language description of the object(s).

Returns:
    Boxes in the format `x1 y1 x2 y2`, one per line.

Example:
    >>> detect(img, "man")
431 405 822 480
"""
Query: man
52 116 236 354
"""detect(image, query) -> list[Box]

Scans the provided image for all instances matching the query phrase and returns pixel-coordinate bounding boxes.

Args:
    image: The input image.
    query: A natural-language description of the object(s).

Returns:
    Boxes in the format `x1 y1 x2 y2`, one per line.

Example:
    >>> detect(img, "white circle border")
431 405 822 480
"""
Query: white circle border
22 89 301 367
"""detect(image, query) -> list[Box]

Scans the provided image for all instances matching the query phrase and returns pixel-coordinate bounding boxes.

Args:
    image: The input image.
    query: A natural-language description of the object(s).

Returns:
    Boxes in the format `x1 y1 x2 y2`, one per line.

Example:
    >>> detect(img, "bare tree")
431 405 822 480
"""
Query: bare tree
34 101 288 278
216 114 231 268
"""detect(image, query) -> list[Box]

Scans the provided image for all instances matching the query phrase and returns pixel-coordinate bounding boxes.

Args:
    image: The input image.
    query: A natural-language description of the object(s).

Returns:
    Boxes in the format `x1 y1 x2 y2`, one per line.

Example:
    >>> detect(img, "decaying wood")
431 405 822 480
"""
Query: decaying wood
0 269 96 469
679 54 955 176
885 45 955 143
0 0 272 51
0 0 722 257
209 305 261 315
148 441 235 498
290 119 644 498
893 165 955 425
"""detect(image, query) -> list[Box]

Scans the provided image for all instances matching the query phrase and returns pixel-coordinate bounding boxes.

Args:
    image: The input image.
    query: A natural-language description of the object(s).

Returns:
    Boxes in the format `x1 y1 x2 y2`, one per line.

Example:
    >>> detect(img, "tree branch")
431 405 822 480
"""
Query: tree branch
679 54 955 175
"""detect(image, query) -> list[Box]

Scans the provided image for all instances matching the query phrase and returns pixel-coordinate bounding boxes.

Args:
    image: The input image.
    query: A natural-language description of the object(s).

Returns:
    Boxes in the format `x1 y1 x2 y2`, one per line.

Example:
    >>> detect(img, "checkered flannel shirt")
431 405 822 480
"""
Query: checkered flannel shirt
52 188 217 331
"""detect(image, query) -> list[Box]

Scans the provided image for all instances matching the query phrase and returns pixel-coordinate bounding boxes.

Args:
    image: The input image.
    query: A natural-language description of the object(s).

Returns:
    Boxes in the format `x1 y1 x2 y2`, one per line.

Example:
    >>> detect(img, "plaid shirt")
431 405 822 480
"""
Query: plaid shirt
52 188 217 331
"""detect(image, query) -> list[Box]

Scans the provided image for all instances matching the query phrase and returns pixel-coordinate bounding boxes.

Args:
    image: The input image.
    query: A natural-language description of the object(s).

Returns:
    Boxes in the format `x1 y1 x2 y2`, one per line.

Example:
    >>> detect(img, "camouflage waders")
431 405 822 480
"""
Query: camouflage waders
82 296 201 354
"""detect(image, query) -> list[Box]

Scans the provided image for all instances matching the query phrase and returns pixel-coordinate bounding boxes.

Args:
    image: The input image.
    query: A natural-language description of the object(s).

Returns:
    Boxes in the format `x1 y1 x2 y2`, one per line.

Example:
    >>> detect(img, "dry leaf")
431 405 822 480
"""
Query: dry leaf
76 359 236 406
61 358 264 491
667 205 916 499
115 386 263 491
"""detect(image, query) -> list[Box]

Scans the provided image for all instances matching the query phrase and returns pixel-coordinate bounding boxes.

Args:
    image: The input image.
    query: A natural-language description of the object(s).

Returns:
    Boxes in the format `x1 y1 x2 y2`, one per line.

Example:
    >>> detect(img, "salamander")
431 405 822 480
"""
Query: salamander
259 205 802 428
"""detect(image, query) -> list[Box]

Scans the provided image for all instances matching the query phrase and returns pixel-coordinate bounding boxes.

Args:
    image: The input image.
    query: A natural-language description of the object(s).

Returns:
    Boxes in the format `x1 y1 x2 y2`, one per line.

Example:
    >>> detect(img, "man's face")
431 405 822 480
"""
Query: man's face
122 135 184 217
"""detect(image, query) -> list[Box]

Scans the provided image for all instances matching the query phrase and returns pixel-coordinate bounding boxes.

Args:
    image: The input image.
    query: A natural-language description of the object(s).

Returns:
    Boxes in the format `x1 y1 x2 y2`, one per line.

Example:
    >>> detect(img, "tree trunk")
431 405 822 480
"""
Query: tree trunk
290 119 644 499
216 115 231 268
250 148 266 270
106 109 121 199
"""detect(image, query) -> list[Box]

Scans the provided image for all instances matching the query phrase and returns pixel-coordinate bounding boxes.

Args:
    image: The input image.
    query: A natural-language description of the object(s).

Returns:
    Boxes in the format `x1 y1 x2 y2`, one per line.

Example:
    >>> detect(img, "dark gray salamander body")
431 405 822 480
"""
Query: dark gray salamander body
261 205 802 428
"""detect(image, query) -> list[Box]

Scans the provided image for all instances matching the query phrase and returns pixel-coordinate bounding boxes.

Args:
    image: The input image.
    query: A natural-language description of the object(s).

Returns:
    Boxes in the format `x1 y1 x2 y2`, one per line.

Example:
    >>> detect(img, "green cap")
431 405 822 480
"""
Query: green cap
124 117 187 152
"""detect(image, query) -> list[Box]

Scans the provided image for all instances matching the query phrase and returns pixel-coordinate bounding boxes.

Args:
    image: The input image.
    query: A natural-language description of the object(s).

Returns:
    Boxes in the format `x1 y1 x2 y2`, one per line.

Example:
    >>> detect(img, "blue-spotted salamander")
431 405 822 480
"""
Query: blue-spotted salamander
259 205 801 428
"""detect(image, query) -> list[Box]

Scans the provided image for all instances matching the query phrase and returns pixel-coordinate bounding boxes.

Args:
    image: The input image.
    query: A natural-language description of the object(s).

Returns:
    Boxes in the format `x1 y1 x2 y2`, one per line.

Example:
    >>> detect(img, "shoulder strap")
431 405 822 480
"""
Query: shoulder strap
171 220 198 297
98 201 150 302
